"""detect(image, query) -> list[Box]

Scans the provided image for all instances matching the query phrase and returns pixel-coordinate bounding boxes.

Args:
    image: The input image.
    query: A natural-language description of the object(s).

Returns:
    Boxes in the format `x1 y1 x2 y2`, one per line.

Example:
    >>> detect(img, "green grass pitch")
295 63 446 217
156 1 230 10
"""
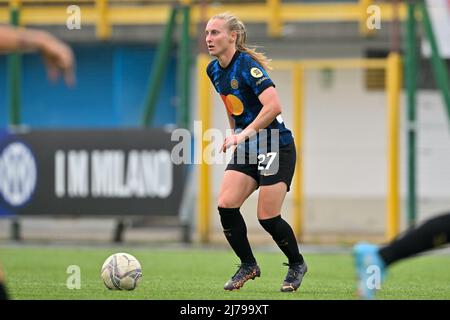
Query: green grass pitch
1 246 449 300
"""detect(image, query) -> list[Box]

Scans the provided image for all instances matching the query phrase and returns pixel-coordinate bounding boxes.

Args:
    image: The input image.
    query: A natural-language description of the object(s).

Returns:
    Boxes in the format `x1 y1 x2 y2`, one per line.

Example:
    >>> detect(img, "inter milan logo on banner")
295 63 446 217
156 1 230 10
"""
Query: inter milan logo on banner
0 141 37 207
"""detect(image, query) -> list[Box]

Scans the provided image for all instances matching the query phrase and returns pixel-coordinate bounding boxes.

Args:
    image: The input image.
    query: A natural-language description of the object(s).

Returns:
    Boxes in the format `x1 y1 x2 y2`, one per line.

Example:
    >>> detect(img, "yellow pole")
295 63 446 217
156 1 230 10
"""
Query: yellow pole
292 63 304 240
386 52 402 241
267 0 282 37
197 53 211 243
96 0 111 39
10 0 21 11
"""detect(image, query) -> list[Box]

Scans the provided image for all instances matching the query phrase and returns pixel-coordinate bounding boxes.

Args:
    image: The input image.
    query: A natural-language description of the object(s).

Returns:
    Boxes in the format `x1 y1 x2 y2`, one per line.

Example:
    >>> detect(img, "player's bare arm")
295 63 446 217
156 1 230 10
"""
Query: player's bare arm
0 25 75 86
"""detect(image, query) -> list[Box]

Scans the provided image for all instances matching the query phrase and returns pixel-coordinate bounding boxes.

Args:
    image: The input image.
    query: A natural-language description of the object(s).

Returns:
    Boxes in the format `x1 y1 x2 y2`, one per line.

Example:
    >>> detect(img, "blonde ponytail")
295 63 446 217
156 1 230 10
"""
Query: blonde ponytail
210 12 272 71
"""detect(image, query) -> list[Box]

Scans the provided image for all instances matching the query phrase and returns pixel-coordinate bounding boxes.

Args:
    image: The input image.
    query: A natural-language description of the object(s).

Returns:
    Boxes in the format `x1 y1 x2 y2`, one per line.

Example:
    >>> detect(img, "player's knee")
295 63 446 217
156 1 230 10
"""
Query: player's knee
217 195 242 208
257 209 280 220
217 197 238 209
257 200 279 219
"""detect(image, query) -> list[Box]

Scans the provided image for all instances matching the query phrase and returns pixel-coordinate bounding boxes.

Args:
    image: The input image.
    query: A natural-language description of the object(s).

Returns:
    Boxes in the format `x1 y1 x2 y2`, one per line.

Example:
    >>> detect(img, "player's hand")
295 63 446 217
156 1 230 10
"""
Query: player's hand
220 133 244 153
38 31 76 86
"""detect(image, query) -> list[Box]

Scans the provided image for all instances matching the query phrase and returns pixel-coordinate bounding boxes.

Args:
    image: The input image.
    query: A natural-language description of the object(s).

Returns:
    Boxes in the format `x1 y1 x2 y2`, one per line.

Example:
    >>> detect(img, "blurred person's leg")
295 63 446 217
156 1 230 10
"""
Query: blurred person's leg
0 263 9 300
379 212 450 266
354 211 450 299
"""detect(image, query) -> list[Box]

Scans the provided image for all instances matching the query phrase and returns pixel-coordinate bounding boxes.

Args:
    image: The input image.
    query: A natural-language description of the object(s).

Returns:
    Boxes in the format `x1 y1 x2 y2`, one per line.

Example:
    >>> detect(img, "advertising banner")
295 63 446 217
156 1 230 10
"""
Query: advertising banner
0 129 185 217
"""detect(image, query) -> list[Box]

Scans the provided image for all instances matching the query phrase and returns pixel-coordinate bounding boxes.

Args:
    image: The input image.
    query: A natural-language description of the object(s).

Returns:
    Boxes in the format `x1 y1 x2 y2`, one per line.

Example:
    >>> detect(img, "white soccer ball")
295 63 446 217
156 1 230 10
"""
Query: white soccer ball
101 252 142 290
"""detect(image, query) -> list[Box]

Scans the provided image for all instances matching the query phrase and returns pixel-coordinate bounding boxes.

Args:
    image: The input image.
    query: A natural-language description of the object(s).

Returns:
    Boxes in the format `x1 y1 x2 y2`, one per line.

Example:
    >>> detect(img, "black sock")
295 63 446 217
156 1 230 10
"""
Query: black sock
379 212 450 266
259 215 304 264
0 282 9 300
218 207 256 264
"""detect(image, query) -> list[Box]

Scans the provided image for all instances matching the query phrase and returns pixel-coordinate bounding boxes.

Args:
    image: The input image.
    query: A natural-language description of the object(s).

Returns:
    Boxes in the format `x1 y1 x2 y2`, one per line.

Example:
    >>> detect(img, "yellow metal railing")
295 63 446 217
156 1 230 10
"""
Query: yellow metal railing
0 0 407 39
275 57 401 242
197 56 402 243
386 52 402 241
291 62 304 240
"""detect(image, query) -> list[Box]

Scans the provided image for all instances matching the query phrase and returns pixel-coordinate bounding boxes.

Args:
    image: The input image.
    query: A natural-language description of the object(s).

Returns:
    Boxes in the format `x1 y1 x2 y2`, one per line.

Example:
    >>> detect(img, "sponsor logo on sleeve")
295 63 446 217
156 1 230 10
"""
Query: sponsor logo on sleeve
250 67 263 78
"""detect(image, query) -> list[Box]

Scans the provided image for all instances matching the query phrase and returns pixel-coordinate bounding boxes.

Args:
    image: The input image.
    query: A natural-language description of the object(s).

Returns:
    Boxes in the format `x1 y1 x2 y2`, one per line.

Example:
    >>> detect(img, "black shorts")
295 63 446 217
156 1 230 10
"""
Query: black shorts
225 141 296 192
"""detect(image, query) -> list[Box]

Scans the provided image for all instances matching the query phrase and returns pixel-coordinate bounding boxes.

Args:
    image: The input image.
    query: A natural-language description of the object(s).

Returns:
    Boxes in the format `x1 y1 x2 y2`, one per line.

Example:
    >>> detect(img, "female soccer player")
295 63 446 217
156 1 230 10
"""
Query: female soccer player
205 12 307 292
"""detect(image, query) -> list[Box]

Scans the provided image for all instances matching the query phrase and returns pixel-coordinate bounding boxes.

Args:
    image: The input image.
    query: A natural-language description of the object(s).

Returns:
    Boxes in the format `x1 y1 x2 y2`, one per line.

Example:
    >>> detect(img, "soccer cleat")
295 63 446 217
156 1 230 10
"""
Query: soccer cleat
280 261 307 292
224 263 261 291
353 242 386 300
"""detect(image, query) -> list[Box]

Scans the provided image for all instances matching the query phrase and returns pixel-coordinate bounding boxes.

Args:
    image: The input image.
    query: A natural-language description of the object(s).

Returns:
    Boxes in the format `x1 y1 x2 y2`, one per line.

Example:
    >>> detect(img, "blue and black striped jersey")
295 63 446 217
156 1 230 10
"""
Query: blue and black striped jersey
206 50 293 151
